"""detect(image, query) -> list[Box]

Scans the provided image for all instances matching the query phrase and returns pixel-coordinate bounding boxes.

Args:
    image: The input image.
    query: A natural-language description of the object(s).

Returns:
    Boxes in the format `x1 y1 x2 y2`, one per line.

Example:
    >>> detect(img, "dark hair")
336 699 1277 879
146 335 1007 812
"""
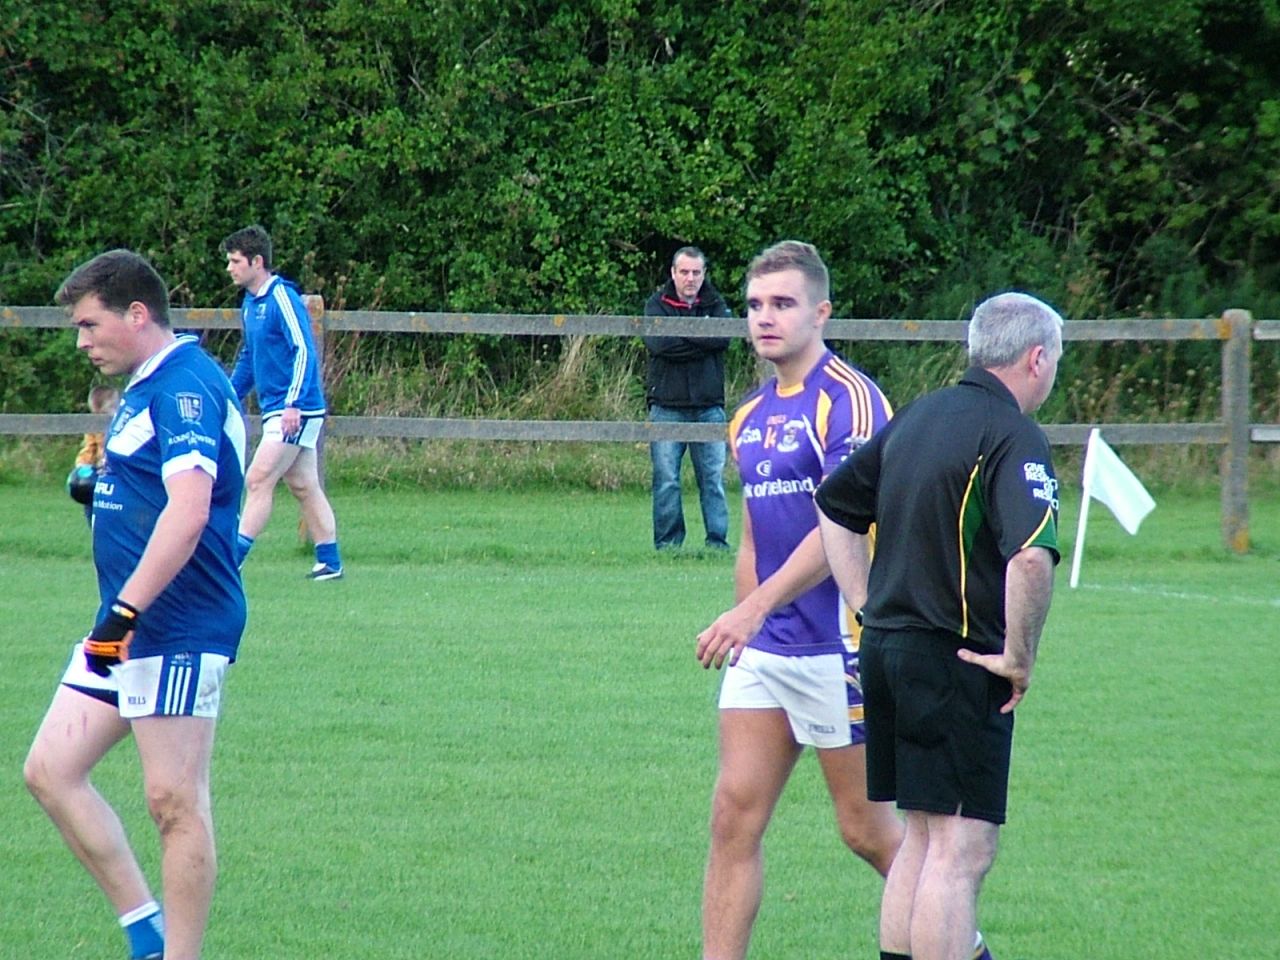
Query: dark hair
671 246 707 269
221 224 273 269
55 249 170 327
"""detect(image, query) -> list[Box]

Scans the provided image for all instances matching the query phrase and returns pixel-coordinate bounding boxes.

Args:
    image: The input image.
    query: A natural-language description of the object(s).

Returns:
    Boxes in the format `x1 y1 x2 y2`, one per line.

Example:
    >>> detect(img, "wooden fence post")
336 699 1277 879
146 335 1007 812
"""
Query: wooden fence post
1220 308 1251 554
299 294 326 543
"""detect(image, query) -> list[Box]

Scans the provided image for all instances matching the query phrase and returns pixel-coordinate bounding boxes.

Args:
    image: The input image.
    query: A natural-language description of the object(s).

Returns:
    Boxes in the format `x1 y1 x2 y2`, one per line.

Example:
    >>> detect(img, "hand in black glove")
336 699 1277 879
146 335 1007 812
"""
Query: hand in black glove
84 600 139 677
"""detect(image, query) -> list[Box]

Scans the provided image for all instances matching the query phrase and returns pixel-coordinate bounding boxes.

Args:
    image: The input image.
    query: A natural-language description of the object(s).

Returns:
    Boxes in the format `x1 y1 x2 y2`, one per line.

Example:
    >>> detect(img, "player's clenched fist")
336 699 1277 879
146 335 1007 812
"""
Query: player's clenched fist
84 599 139 676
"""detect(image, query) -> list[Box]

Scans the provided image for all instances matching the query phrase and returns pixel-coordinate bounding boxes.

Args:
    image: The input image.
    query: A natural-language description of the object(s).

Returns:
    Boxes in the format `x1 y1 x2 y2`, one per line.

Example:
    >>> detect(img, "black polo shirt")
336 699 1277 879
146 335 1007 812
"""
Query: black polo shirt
815 367 1060 652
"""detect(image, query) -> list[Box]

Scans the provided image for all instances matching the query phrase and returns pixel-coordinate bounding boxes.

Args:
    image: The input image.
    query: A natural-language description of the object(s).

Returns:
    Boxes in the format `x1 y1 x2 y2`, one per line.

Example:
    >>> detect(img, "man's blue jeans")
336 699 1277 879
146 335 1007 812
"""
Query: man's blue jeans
649 404 729 550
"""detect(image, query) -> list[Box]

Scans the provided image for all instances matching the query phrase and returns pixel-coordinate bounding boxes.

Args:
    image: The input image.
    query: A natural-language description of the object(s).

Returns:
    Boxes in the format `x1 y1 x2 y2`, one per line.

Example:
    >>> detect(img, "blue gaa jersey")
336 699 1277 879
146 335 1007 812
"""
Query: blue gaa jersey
94 337 248 660
729 349 893 657
229 275 325 418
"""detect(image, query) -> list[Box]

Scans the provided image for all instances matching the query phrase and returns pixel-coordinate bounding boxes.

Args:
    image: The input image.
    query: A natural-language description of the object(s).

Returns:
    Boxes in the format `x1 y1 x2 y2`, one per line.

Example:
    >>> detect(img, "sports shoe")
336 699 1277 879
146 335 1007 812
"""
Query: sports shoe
307 562 344 581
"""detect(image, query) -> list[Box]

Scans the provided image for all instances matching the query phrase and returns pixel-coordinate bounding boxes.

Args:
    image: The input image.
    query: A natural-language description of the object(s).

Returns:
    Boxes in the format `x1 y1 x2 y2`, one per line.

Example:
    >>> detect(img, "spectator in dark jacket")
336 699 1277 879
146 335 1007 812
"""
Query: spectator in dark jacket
644 246 733 550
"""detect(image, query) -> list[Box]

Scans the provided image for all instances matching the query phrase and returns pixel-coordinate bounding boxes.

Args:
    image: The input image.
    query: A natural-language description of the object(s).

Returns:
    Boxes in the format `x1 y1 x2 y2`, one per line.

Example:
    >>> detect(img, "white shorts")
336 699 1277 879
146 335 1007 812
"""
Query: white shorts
61 642 230 719
718 646 861 749
262 413 324 449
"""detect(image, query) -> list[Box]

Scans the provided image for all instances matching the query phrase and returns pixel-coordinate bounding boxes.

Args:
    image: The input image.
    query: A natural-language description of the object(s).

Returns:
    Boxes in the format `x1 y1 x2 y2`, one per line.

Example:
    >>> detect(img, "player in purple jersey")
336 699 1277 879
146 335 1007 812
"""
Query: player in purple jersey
694 242 905 960
24 250 247 960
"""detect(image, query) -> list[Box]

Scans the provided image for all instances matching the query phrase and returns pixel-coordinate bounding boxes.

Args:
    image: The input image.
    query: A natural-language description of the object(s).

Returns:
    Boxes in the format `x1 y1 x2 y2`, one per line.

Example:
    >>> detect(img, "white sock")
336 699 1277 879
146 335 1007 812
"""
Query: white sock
119 901 161 928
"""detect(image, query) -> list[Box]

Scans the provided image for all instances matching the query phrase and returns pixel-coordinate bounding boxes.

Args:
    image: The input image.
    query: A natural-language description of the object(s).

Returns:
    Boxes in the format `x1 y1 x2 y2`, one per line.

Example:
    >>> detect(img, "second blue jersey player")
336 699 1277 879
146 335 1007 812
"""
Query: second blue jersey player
222 225 344 580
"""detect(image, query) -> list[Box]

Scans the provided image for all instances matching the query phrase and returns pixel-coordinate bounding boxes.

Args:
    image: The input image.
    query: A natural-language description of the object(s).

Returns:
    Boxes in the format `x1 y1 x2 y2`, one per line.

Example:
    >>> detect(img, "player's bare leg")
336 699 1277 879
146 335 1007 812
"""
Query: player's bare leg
24 686 155 914
238 437 301 541
702 708 801 960
282 446 337 544
133 715 218 960
816 743 903 876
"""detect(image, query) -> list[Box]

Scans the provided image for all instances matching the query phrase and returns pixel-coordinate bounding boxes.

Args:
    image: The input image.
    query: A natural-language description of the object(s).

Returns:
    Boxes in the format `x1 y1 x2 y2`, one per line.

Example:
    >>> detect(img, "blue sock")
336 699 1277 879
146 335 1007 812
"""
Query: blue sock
235 532 255 566
315 540 341 569
120 901 164 959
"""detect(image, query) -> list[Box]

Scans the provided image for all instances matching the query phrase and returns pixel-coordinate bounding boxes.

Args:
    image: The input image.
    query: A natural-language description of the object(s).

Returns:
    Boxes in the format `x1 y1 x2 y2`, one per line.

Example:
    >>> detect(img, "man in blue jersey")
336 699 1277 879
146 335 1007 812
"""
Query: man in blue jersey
816 292 1062 960
24 250 247 960
222 224 343 579
695 241 908 960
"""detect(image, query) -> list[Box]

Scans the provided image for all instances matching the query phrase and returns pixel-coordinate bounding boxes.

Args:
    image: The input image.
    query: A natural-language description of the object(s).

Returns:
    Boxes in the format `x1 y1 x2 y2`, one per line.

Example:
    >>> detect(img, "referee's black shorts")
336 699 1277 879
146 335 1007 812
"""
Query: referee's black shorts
860 627 1015 825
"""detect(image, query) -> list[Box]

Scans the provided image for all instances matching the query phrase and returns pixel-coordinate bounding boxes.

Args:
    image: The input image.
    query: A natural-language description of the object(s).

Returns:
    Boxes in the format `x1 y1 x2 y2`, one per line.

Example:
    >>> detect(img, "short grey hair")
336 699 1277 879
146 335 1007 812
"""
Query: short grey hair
671 246 706 268
968 292 1063 367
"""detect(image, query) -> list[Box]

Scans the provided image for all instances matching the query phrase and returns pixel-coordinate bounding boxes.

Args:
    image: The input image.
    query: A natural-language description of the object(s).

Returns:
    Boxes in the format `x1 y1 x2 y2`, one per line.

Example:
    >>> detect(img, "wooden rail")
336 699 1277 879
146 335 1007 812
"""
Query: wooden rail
2 303 1274 552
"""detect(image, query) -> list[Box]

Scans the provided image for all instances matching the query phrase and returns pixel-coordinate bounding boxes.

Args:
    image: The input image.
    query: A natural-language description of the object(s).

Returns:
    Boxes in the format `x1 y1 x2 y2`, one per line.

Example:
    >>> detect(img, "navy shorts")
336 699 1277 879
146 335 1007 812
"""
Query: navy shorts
861 627 1015 824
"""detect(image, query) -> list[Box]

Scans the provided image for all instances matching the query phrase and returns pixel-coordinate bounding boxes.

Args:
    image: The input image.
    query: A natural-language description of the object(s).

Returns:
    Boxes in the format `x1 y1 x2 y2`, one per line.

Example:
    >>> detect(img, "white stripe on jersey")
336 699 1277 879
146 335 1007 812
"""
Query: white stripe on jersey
224 398 247 470
838 602 855 653
800 414 823 462
162 450 218 480
106 406 155 456
272 283 310 408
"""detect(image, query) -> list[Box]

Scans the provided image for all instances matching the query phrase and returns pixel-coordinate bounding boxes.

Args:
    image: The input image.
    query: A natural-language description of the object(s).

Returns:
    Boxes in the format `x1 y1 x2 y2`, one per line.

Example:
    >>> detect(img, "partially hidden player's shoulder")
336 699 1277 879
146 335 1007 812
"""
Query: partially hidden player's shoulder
816 351 885 399
264 275 306 310
728 383 770 436
731 381 770 418
156 341 233 393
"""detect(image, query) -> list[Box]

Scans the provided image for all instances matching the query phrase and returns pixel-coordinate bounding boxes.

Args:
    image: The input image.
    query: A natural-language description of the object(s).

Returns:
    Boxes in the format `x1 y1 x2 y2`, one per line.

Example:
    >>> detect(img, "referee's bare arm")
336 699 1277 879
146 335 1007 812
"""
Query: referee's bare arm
958 546 1056 713
816 510 870 616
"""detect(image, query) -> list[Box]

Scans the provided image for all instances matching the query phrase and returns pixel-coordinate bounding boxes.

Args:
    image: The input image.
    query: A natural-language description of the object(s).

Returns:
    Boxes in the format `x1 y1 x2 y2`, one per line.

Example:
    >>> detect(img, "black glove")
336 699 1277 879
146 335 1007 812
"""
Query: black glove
84 600 139 677
67 465 97 505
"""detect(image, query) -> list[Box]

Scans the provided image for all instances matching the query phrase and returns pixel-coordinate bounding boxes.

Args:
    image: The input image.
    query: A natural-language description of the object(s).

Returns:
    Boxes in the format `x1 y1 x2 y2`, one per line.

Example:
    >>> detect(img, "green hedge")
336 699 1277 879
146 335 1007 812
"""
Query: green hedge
3 1 1280 416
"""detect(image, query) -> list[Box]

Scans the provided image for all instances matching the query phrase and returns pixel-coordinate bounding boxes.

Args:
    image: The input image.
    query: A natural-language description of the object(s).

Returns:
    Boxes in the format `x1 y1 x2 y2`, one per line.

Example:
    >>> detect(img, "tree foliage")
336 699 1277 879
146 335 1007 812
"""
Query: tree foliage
2 0 1279 413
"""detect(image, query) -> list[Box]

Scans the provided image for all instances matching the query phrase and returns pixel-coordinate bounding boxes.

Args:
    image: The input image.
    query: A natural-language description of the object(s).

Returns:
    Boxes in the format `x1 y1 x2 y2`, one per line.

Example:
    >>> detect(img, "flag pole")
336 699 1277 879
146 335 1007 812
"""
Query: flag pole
1069 428 1099 589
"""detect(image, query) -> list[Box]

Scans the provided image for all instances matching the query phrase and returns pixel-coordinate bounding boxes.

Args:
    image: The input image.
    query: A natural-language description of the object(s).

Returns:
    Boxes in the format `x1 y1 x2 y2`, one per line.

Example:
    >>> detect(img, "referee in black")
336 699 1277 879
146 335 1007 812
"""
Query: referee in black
814 291 1063 960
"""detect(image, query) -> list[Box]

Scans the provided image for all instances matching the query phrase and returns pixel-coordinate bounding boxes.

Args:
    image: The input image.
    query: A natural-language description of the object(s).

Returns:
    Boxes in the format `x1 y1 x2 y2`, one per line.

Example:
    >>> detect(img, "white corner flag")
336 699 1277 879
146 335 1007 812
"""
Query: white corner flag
1069 428 1157 588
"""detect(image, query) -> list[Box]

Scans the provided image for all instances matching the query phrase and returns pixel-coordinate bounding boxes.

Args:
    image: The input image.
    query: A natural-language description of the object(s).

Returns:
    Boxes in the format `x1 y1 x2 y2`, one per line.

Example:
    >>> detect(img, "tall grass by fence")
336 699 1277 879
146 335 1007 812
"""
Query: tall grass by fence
2 302 1277 551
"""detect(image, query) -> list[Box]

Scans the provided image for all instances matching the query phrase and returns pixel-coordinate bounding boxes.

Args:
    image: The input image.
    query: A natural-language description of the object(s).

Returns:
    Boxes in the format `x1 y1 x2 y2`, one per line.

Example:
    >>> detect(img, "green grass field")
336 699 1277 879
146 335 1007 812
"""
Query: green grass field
1 474 1277 959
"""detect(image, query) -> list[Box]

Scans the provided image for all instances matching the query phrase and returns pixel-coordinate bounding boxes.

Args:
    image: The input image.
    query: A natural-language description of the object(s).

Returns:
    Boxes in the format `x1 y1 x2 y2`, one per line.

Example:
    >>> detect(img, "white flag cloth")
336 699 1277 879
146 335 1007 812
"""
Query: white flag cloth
1082 428 1156 534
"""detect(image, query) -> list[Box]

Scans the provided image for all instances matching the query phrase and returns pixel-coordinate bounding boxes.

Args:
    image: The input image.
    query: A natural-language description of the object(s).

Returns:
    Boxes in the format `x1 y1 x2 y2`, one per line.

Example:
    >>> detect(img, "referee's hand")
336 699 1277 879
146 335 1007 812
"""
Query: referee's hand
956 647 1029 714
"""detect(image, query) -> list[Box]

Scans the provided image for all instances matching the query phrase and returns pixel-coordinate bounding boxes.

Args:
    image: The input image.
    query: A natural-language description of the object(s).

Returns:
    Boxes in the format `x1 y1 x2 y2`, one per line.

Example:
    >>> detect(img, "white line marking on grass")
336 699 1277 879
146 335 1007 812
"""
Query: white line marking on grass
1081 583 1280 608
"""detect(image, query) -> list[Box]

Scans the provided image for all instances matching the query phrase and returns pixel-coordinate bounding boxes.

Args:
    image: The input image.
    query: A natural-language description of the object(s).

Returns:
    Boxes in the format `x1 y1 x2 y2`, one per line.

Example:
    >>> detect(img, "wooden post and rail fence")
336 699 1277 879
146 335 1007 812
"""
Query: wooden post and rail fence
2 301 1276 553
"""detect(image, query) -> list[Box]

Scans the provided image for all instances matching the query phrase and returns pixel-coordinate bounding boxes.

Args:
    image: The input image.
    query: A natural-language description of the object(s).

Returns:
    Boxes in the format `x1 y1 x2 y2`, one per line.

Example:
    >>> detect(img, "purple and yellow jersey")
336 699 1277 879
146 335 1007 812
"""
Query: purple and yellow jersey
729 349 892 657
